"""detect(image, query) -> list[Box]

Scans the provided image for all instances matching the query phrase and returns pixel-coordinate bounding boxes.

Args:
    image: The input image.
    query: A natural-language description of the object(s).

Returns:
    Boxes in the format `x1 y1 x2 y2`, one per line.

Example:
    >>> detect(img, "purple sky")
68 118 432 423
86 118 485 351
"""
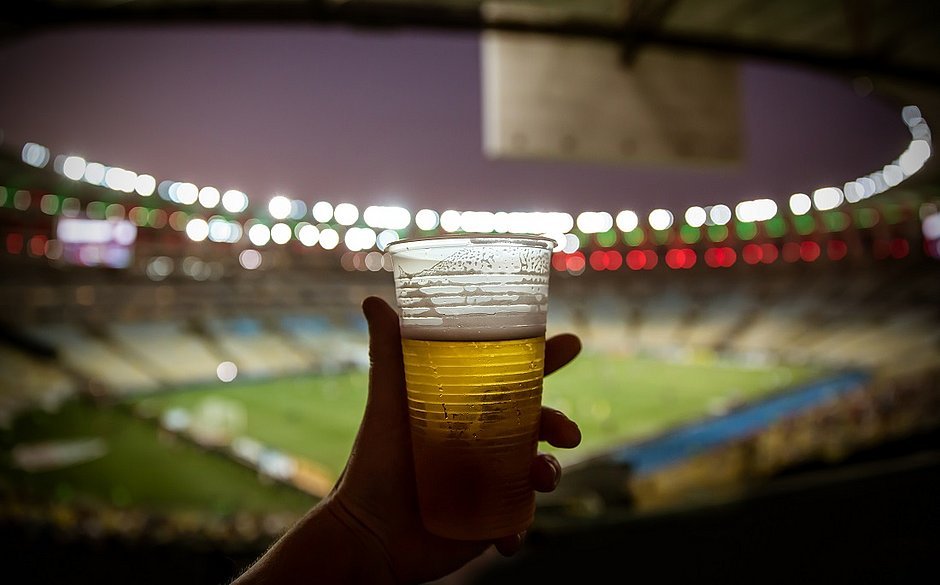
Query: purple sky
0 25 912 216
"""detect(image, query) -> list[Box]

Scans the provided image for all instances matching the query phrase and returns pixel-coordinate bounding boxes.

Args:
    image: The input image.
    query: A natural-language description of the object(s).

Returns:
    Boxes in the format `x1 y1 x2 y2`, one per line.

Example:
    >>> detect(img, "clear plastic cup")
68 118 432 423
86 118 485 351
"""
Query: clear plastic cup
386 234 554 540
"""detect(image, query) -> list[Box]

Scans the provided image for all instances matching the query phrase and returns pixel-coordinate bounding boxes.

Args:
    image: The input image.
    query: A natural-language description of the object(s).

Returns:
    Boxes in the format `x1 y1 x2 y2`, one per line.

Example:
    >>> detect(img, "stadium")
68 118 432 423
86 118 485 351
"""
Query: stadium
1 2 939 584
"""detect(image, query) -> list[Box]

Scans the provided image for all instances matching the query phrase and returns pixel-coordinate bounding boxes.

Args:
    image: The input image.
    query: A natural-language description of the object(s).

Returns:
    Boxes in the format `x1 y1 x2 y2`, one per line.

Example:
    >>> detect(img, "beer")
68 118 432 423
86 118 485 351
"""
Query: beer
387 234 555 541
402 335 545 540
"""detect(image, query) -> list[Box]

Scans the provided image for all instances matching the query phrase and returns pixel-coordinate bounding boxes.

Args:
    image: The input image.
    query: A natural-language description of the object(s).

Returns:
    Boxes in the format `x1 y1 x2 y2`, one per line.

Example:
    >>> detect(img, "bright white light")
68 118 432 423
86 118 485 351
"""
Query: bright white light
334 203 359 226
185 218 209 242
105 167 136 192
22 143 50 168
899 141 930 176
735 198 778 222
177 182 198 205
415 209 440 230
376 229 400 251
685 206 707 227
83 162 106 185
648 209 674 231
207 217 233 242
198 186 220 208
460 211 496 233
902 105 922 126
238 249 262 270
135 174 156 196
312 201 334 222
616 210 639 232
290 200 307 220
843 181 864 203
440 210 461 232
217 361 238 383
857 178 876 199
790 193 812 215
883 164 904 187
269 195 292 219
248 223 271 246
298 223 320 247
813 187 844 211
222 190 249 213
345 227 376 251
576 211 613 234
563 233 580 254
709 204 732 225
271 223 292 244
923 212 940 240
319 228 339 250
364 206 411 230
63 156 86 180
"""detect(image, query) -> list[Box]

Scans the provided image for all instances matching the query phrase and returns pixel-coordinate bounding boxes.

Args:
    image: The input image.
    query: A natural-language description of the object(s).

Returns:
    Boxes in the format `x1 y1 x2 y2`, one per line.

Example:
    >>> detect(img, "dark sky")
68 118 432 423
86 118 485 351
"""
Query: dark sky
0 25 912 216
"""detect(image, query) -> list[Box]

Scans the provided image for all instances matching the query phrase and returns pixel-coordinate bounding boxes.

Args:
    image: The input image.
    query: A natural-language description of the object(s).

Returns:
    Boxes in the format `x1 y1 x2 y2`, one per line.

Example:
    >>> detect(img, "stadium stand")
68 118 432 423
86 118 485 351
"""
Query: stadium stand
202 316 314 379
0 344 75 427
108 320 222 386
15 322 159 394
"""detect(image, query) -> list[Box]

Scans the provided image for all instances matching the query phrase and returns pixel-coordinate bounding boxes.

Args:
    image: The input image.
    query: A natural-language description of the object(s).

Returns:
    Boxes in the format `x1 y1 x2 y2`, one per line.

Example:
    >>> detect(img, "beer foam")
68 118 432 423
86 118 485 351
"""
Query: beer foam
388 236 552 341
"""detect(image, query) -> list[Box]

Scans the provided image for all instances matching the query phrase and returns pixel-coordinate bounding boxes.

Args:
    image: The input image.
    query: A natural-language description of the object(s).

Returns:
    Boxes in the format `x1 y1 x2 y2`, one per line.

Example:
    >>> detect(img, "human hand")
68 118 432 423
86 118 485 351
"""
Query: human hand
327 296 582 584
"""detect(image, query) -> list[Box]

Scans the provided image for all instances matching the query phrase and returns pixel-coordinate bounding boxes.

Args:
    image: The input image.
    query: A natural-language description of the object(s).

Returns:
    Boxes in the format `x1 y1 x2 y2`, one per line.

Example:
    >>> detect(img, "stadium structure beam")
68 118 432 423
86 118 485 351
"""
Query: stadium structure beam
3 1 940 87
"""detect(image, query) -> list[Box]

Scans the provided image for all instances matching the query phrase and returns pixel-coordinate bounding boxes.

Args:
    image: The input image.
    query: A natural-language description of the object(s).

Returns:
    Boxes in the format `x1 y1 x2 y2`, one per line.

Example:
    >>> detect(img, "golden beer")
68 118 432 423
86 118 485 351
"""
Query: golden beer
387 233 555 541
402 335 546 540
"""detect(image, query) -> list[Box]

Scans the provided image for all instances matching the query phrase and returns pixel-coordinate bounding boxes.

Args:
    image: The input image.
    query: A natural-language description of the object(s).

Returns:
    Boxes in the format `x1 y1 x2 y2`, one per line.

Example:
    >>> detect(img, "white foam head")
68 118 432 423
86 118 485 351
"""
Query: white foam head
387 234 554 341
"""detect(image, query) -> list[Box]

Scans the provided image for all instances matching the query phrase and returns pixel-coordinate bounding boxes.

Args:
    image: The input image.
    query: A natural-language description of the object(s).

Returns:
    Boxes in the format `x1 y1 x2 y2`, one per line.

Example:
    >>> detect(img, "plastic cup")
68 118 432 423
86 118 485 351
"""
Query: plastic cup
386 234 555 540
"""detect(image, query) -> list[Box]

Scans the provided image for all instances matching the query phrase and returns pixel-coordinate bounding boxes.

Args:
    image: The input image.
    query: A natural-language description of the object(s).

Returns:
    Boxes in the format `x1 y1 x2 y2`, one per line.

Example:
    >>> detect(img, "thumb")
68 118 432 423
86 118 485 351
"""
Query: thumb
361 296 407 422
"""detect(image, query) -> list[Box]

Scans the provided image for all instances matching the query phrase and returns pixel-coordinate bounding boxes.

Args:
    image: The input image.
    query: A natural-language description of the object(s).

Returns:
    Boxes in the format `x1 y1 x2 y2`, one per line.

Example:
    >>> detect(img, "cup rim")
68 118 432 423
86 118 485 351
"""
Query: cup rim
385 233 556 254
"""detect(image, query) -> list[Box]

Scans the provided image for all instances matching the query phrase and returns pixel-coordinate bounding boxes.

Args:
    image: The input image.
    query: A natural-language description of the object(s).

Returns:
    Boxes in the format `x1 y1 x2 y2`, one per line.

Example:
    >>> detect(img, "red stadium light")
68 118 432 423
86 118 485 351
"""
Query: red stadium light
800 240 821 262
643 249 658 270
6 233 23 254
664 248 696 269
665 248 684 269
551 253 567 271
626 249 646 270
742 243 762 265
28 235 46 257
782 241 801 263
606 250 623 270
827 239 848 261
589 250 608 271
704 246 736 268
890 238 910 258
566 251 586 274
760 243 778 264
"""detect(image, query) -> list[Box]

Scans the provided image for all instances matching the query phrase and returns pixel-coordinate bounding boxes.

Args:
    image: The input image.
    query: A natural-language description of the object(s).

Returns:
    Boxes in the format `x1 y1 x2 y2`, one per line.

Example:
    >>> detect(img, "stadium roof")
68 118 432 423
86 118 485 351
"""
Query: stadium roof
5 1 940 87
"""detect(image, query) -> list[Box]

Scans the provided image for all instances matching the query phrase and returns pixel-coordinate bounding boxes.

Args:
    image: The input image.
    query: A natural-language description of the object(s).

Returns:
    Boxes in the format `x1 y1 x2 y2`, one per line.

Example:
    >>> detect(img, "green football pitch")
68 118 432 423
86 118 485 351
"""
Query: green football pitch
0 353 821 517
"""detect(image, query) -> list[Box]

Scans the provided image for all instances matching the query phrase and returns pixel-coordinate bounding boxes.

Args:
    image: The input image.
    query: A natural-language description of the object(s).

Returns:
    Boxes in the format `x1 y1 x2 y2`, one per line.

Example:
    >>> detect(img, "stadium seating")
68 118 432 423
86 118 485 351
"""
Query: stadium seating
202 317 314 379
0 344 75 426
108 321 222 386
17 323 160 394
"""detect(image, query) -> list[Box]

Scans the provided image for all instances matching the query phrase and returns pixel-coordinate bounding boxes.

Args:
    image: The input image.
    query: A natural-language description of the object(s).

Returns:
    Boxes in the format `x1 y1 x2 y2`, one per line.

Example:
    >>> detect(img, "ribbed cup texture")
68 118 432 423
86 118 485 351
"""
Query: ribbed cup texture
402 336 546 540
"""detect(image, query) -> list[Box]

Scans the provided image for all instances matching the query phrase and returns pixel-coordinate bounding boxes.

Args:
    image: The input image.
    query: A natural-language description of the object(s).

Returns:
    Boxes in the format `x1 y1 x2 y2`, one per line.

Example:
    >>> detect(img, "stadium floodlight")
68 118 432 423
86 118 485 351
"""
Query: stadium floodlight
62 156 87 180
248 223 271 246
648 208 674 231
334 202 359 226
812 187 844 211
415 209 440 231
319 228 340 249
269 195 292 220
616 210 639 232
576 211 613 234
364 205 411 230
135 174 156 197
185 218 209 242
789 193 812 215
222 189 249 213
270 222 292 244
312 201 334 222
198 186 221 208
685 206 707 227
